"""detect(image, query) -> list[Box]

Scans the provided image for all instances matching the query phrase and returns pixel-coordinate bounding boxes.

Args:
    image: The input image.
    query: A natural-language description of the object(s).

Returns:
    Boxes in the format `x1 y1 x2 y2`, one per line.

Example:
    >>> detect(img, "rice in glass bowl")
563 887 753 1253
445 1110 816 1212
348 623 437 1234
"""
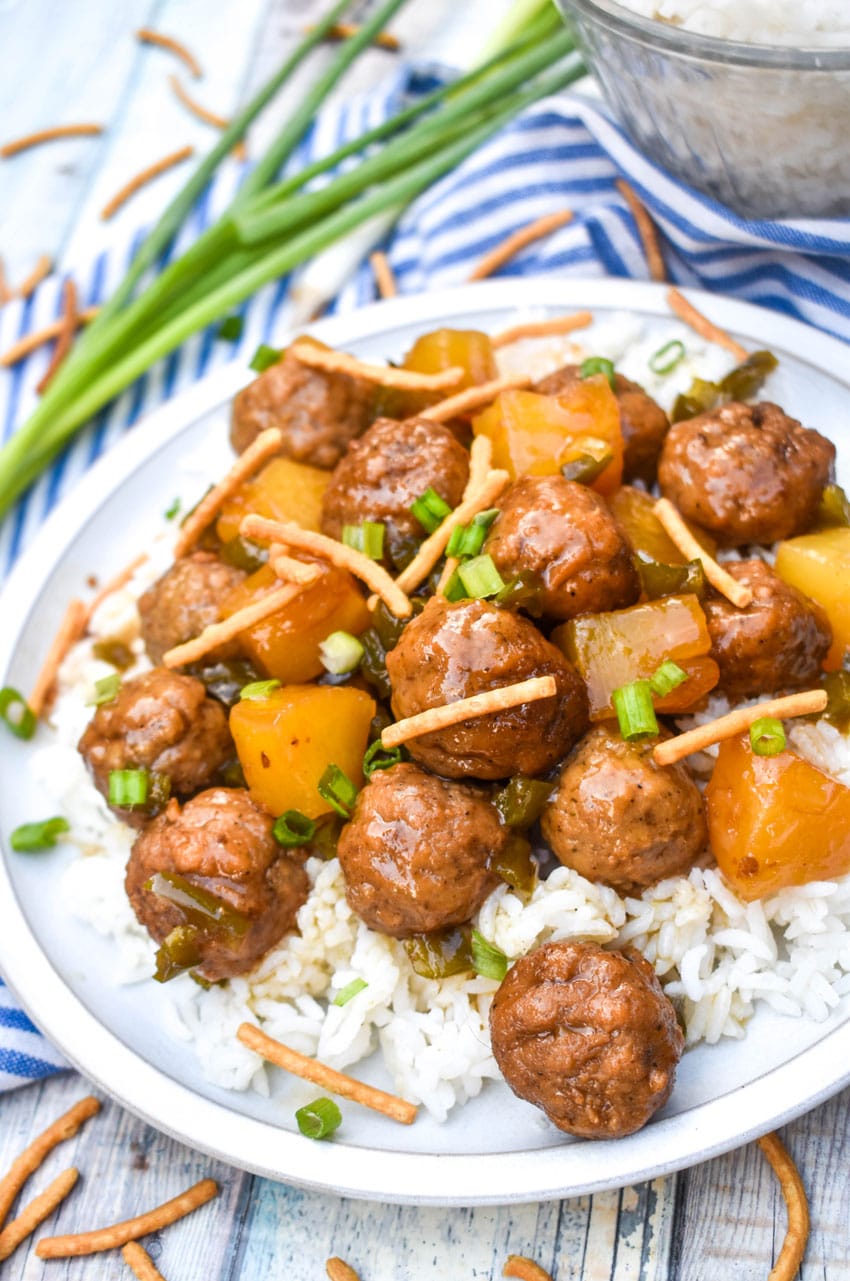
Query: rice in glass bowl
555 0 850 218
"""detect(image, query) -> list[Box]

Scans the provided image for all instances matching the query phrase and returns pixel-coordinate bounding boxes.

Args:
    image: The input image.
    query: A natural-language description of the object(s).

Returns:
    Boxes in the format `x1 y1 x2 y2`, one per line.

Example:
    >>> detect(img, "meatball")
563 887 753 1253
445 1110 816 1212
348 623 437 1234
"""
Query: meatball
321 417 470 567
484 476 640 621
138 553 247 665
535 365 669 484
78 669 234 828
126 788 309 981
540 724 707 895
230 348 374 469
490 939 683 1139
337 762 504 937
703 558 832 700
658 401 834 546
386 598 589 780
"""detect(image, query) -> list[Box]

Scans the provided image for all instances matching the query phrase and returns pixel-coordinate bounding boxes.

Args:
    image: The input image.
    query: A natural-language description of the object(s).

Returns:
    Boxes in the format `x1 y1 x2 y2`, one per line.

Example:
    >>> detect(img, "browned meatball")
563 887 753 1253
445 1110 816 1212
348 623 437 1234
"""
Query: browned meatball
138 553 247 665
230 348 374 469
490 940 683 1139
535 365 669 484
658 401 835 546
126 788 309 981
386 598 589 780
337 763 504 937
540 725 707 895
484 477 640 621
703 558 832 700
321 417 470 567
78 669 234 828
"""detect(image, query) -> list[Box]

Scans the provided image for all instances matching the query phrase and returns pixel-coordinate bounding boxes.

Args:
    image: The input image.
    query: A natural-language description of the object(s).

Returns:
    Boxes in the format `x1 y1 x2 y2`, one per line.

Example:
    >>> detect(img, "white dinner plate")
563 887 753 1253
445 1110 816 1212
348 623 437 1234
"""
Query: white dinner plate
0 277 848 1206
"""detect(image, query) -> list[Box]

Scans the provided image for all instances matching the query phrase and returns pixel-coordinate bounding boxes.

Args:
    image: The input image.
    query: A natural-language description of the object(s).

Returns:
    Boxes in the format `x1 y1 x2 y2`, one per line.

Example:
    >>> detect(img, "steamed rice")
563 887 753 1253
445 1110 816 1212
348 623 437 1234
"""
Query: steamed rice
37 316 850 1120
613 1 850 48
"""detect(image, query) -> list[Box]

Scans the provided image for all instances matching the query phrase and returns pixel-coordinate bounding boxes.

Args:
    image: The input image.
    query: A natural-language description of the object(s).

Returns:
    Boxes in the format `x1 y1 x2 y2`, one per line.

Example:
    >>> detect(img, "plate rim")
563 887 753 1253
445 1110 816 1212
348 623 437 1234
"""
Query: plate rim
1 275 849 1206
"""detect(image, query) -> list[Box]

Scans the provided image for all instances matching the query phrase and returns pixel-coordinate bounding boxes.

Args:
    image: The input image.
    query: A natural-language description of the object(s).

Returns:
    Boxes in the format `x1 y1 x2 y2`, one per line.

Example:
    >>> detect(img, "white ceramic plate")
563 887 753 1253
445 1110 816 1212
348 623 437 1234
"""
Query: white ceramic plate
1 278 848 1206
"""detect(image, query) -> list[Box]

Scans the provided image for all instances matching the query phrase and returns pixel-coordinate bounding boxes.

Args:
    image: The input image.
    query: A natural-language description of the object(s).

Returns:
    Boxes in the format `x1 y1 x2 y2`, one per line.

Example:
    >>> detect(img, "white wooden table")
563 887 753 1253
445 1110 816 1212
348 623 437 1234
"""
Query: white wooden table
0 2 848 1278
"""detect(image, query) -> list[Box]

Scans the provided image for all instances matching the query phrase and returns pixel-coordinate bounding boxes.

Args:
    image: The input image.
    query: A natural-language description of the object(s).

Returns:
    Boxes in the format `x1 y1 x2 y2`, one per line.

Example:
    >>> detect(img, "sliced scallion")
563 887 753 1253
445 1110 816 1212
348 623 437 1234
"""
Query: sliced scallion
750 716 786 757
333 978 368 1007
649 339 685 375
240 679 282 701
579 356 616 389
649 660 688 698
249 344 283 373
273 810 317 848
318 763 358 818
10 817 70 853
0 687 36 741
443 569 468 603
342 522 385 561
295 1097 342 1140
108 769 150 808
612 680 658 741
319 630 365 676
164 497 181 521
87 673 121 707
362 739 404 779
446 509 499 559
471 929 508 982
410 487 452 534
457 554 505 600
218 314 244 342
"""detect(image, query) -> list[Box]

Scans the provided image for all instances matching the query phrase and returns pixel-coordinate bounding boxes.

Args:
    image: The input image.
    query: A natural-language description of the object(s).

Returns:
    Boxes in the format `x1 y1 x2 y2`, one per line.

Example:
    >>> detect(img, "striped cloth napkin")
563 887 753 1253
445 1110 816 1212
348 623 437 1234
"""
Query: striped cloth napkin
2 69 849 1090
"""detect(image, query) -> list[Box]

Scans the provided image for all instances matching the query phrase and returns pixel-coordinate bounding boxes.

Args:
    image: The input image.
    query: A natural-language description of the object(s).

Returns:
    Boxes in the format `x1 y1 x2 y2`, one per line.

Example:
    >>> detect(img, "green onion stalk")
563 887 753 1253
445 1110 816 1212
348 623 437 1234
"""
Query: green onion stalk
0 0 581 516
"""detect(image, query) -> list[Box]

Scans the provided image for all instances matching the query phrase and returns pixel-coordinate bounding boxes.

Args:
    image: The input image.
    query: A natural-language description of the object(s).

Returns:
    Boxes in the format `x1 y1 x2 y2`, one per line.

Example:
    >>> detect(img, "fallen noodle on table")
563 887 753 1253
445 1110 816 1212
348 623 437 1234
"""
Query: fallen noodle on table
35 1177 219 1257
0 1096 99 1230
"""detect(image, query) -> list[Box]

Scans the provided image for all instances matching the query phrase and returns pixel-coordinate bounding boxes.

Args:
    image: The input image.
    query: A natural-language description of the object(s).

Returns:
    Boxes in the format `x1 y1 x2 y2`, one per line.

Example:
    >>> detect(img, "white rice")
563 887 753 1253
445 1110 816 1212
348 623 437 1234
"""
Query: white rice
37 323 850 1120
613 1 850 48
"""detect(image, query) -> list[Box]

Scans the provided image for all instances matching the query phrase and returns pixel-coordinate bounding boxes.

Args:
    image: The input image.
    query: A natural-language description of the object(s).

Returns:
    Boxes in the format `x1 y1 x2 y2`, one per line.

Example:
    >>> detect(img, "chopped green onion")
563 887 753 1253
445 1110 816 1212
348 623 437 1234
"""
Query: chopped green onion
218 314 244 342
164 497 181 521
579 357 616 389
649 660 688 698
342 522 385 561
493 776 553 828
442 568 468 602
457 554 505 600
471 929 509 982
410 487 452 534
295 1097 342 1140
363 739 404 779
333 978 368 1007
9 817 70 853
273 810 317 848
87 673 121 707
240 678 282 701
0 687 36 741
750 716 786 757
319 630 364 676
445 509 500 559
318 763 359 818
249 343 283 373
649 339 686 376
108 769 150 808
612 680 659 741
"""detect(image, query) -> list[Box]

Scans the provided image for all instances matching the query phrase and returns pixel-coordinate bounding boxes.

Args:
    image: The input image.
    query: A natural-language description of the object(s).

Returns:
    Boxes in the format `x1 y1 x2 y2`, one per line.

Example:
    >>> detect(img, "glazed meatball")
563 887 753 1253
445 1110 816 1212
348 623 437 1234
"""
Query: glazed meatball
230 348 374 469
658 401 834 546
321 417 470 567
138 553 247 665
703 558 832 700
337 762 504 937
535 365 669 484
484 476 640 621
126 788 309 981
490 939 683 1139
540 725 707 895
78 669 234 828
386 598 589 780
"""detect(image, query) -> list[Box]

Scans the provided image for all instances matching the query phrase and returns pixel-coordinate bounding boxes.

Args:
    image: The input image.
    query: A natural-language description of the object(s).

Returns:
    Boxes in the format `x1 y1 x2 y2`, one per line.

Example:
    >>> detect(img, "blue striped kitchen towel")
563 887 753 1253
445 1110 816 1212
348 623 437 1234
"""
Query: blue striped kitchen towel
2 69 850 1088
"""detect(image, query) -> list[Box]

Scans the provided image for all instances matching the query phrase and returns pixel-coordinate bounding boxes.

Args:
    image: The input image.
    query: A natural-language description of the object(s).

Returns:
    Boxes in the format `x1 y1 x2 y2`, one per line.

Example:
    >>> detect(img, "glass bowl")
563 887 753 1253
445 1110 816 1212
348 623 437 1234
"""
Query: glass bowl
555 0 850 218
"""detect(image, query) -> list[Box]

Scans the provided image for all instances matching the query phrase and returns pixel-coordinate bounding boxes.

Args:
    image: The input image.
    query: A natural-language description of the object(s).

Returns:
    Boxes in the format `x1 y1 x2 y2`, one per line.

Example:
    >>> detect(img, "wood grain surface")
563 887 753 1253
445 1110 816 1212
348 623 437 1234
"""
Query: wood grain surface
1 1 849 1278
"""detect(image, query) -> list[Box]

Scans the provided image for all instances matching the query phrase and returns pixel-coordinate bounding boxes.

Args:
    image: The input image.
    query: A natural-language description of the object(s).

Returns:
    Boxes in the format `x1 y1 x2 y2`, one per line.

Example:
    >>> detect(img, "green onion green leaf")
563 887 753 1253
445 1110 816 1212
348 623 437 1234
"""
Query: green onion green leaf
649 339 686 376
249 344 283 373
318 763 359 818
442 569 468 602
10 817 70 853
295 1097 342 1140
108 769 150 808
0 687 37 741
164 497 182 521
579 356 616 389
612 680 659 741
240 679 282 701
457 554 505 600
342 522 385 561
319 630 364 676
362 739 405 779
333 977 368 1007
410 487 452 534
446 509 499 559
87 673 121 707
273 810 317 848
471 929 509 982
217 314 244 342
749 716 786 757
649 660 688 698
